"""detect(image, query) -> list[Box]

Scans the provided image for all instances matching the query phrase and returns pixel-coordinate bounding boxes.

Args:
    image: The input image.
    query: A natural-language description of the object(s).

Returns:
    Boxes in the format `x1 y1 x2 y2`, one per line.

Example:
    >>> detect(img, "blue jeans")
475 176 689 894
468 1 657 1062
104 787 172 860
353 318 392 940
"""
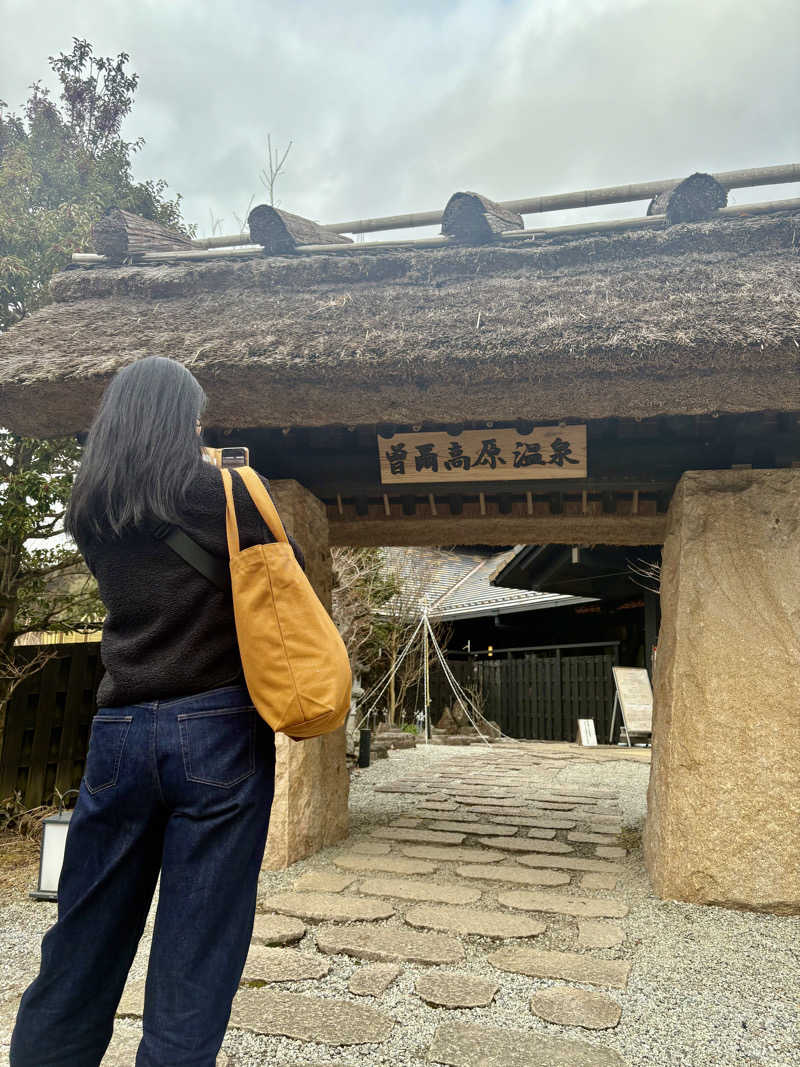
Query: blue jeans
10 683 275 1067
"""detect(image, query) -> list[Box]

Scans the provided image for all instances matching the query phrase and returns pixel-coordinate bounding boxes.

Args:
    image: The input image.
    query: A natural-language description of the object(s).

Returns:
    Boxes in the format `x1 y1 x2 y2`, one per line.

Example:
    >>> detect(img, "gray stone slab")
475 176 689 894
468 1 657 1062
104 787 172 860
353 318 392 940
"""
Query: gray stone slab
488 947 631 989
392 816 425 828
316 923 465 964
350 840 393 855
596 846 627 859
229 987 394 1044
252 913 307 946
426 820 519 836
530 794 598 806
241 945 332 983
531 987 622 1030
517 854 624 875
568 831 620 845
401 845 506 864
357 876 481 905
581 872 619 891
372 827 466 845
334 853 438 876
348 963 402 996
375 783 429 794
523 801 577 811
546 787 618 799
460 797 525 808
455 863 570 888
404 904 546 940
577 919 626 949
100 1026 231 1065
497 890 629 919
479 837 574 854
293 870 357 893
417 802 459 812
263 891 395 922
459 805 532 817
427 1021 626 1066
489 816 575 830
415 972 498 1008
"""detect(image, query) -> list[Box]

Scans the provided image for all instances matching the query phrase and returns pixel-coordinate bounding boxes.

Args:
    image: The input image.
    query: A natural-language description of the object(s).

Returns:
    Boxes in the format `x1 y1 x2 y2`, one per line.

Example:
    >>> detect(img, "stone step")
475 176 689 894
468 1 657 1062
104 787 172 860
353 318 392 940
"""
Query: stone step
497 889 628 919
401 845 506 864
348 963 402 996
415 972 498 1008
262 891 395 923
568 830 620 845
577 919 626 948
293 870 357 893
241 945 331 983
488 947 631 989
349 839 393 856
517 854 623 875
424 820 522 837
371 827 466 845
493 815 577 830
316 923 465 965
479 837 575 855
251 913 307 946
229 987 394 1044
334 853 439 876
428 1021 626 1066
404 903 546 940
530 987 622 1030
581 872 619 891
355 876 482 905
454 863 570 888
596 846 627 859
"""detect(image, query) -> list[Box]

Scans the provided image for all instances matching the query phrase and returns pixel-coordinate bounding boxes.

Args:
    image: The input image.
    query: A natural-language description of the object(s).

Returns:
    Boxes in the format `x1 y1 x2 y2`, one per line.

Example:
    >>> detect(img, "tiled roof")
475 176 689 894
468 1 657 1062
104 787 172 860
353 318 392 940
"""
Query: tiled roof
380 547 590 621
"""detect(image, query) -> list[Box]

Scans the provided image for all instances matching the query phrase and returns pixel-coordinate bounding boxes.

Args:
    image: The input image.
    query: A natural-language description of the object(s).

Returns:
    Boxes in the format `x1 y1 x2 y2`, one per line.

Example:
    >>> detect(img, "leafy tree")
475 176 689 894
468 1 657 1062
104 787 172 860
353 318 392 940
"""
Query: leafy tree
0 39 189 757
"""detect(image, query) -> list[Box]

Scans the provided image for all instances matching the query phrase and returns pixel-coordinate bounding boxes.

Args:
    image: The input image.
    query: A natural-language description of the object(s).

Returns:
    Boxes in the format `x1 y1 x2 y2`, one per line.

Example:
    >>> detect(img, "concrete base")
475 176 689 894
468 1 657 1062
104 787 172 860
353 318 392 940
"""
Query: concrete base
261 480 349 869
644 469 800 913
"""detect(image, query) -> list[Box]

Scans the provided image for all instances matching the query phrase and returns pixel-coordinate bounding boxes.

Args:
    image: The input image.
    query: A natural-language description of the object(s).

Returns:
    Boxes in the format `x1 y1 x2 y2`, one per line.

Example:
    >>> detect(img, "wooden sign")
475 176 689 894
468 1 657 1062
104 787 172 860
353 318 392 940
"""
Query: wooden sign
378 426 587 485
576 719 598 746
609 667 653 744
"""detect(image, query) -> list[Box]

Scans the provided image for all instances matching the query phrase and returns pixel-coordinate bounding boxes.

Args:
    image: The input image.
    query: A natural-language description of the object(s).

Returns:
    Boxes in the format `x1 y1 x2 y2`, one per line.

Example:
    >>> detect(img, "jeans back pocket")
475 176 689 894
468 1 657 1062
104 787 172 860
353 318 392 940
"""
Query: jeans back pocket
84 715 134 794
177 706 256 788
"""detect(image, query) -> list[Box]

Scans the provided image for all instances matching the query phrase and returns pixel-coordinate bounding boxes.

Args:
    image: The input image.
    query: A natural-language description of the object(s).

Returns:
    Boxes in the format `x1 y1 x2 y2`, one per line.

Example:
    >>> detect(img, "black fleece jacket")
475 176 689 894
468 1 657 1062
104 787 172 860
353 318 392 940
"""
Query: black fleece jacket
77 462 305 708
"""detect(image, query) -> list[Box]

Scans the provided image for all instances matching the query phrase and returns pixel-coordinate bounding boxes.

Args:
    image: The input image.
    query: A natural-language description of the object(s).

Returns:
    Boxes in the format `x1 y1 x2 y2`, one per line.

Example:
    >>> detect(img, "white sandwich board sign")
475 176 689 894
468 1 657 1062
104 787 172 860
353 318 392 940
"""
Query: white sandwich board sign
609 667 653 745
576 719 598 746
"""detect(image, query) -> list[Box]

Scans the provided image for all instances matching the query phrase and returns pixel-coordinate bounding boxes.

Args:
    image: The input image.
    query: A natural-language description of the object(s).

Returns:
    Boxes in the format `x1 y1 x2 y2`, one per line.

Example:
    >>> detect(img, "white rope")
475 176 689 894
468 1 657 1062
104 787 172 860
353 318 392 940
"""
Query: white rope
352 616 424 733
424 615 499 746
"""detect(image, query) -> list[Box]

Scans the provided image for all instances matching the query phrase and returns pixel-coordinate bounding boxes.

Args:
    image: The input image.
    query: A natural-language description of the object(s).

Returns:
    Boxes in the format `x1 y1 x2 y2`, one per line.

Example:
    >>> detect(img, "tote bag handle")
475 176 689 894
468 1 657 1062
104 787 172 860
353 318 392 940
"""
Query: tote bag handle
220 466 290 557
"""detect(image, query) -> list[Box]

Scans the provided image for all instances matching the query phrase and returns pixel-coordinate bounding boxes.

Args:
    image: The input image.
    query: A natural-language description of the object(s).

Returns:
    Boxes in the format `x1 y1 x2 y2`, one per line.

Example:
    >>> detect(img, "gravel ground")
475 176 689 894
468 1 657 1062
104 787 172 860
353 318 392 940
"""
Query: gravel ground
1 742 798 1067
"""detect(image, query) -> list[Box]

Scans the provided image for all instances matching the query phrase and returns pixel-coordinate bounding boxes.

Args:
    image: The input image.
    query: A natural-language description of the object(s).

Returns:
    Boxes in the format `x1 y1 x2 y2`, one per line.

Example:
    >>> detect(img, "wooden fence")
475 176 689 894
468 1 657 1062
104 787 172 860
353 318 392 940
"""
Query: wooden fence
0 642 103 809
430 648 619 742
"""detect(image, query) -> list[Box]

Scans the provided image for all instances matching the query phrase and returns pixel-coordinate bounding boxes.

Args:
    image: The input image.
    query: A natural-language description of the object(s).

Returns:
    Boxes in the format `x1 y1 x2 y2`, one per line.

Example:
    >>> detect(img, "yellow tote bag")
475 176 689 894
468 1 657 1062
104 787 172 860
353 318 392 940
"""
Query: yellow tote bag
220 466 352 739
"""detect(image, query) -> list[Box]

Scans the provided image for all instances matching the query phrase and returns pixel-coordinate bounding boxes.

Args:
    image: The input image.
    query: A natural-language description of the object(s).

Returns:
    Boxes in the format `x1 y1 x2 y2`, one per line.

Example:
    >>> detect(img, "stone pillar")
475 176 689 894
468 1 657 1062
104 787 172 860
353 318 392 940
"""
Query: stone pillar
261 479 349 869
644 469 800 914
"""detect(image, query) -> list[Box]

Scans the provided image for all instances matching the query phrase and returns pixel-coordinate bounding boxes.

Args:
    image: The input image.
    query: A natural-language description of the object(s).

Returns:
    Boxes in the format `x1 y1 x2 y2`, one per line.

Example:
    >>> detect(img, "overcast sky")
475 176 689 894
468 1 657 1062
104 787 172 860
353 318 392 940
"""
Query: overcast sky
2 0 798 240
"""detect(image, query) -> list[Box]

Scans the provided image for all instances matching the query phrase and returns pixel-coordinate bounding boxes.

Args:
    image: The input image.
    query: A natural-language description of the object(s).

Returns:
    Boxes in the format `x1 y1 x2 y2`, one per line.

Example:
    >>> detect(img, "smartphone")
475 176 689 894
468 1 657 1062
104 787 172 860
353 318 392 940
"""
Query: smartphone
202 446 250 468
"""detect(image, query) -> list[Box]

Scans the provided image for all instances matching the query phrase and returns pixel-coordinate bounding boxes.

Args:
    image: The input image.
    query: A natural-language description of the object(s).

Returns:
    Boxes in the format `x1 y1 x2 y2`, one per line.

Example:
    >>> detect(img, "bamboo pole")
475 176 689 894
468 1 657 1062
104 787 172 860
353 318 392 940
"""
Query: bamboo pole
70 196 800 266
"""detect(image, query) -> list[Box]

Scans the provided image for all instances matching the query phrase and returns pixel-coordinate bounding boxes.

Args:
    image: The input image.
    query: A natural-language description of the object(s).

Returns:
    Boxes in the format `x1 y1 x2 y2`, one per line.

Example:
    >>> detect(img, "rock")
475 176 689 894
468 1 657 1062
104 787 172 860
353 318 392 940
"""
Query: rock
461 797 522 808
316 923 464 964
517 854 623 875
404 904 546 940
391 817 425 828
350 839 393 855
425 820 519 836
581 873 619 891
427 1021 626 1066
530 987 622 1030
251 913 307 946
568 832 619 845
241 945 331 983
418 802 459 812
596 846 627 859
229 987 394 1044
372 827 466 845
375 782 431 794
334 853 438 876
415 972 498 1008
496 890 628 919
479 837 574 854
356 876 481 904
462 805 531 817
100 1025 231 1065
262 891 394 922
454 864 570 888
293 870 357 893
645 472 800 914
576 920 625 949
401 845 506 864
348 963 402 996
488 947 631 989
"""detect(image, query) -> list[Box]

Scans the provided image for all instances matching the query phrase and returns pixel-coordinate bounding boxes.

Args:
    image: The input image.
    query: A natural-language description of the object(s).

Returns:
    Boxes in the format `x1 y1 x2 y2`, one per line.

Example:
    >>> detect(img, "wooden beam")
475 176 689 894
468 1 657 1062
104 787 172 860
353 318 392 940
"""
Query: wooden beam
91 209 193 260
248 204 352 254
441 191 524 243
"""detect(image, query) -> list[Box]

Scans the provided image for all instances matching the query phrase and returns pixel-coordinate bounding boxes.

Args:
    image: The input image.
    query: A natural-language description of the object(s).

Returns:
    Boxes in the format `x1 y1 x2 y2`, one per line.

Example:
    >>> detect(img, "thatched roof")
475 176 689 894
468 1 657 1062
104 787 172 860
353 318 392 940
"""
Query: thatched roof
1 210 798 437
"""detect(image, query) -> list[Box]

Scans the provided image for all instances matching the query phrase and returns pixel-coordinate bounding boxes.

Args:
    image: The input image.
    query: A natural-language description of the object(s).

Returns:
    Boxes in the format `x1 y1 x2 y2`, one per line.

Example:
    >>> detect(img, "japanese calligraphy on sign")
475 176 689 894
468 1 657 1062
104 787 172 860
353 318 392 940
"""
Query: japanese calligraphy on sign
378 426 587 484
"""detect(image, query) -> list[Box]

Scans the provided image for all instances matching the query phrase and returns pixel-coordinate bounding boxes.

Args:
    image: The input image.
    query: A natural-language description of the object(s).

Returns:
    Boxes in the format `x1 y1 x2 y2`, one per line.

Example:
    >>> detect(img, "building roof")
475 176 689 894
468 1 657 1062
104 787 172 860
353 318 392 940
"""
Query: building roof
381 546 591 621
0 207 798 437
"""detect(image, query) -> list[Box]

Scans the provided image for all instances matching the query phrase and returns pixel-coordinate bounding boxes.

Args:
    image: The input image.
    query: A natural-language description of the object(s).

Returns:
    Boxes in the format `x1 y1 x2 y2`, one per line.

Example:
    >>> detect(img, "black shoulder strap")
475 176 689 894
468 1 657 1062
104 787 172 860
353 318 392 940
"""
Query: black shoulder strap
153 523 231 593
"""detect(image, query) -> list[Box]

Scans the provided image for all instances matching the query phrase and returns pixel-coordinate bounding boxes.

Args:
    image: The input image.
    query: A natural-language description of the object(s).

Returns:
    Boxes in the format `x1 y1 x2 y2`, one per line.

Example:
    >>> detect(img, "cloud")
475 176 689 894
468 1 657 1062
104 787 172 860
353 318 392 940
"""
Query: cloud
1 0 797 238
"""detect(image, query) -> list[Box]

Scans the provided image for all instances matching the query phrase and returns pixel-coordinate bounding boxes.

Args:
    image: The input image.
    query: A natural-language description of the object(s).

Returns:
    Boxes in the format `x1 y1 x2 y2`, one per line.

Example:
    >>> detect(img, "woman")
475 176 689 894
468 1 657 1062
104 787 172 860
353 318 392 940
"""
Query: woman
11 356 303 1067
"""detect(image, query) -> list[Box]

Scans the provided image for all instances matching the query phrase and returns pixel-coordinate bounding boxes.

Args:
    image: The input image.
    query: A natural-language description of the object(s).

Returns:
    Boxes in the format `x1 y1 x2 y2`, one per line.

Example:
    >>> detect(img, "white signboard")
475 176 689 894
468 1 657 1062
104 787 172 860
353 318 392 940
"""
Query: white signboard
576 719 598 747
611 667 653 738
